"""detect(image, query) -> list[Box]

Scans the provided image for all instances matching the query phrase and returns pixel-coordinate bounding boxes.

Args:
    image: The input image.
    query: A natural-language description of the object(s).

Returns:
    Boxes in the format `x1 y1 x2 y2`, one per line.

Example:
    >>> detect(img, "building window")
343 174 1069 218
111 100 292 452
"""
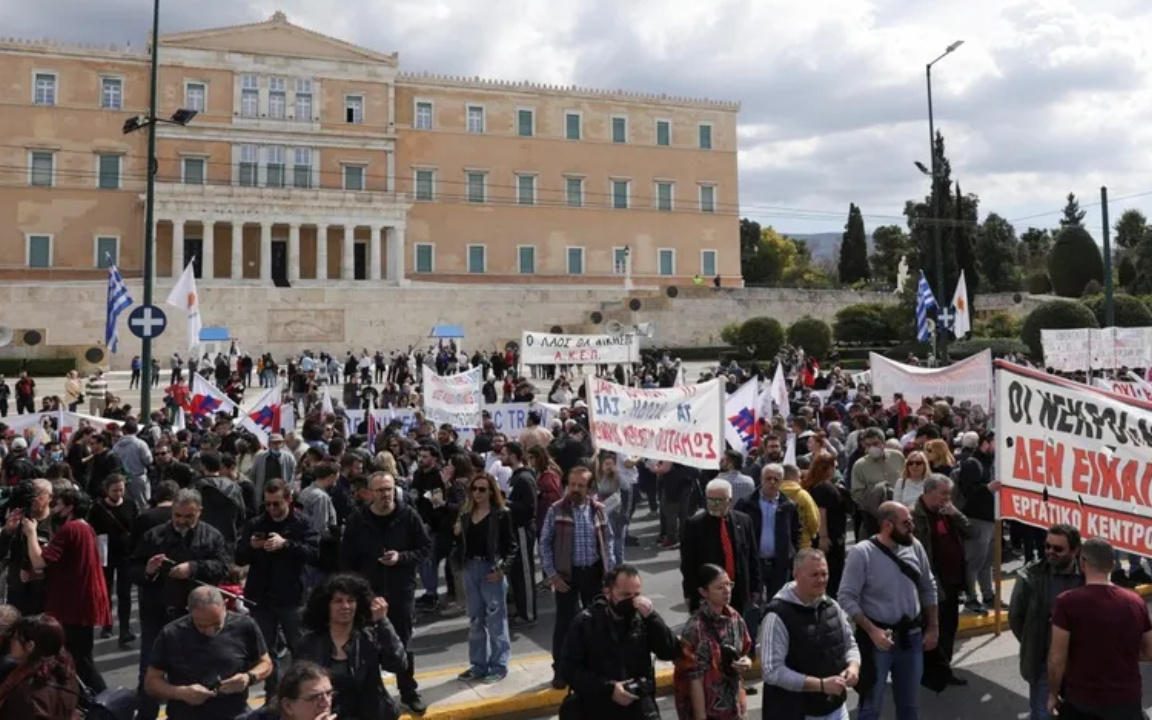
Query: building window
701 249 717 277
466 105 485 134
415 101 433 130
343 165 365 191
26 235 51 268
517 174 536 206
96 236 119 268
97 154 121 189
415 243 434 273
567 247 585 275
241 75 258 90
517 109 534 137
345 95 363 124
656 181 673 212
658 249 675 276
266 146 285 188
185 82 206 112
566 177 584 207
268 77 286 119
613 247 628 275
101 78 122 110
295 78 313 121
612 180 630 210
656 119 671 146
700 184 716 213
183 157 205 185
29 151 54 187
466 171 486 203
612 116 628 144
33 73 56 105
293 148 312 188
565 112 582 140
467 245 486 274
518 246 536 274
239 145 258 187
699 123 713 150
240 75 258 117
415 169 435 201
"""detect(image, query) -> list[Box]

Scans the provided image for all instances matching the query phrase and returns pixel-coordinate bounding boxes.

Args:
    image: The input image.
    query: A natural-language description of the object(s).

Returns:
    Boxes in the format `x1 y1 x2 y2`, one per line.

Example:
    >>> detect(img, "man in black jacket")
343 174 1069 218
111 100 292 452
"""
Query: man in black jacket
340 471 432 714
560 564 680 720
236 478 320 695
956 431 997 614
502 442 538 625
192 451 246 549
130 487 231 720
680 478 760 615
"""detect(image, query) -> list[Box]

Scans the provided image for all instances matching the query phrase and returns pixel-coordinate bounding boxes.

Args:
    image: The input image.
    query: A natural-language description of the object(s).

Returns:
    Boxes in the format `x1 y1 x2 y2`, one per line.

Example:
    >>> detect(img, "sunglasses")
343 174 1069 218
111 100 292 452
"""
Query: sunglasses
906 461 925 466
471 486 490 494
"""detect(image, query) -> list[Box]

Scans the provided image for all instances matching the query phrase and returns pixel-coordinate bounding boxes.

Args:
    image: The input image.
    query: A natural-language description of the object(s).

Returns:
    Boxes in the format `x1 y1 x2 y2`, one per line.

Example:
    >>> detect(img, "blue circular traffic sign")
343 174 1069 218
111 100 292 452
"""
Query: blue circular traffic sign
127 304 168 340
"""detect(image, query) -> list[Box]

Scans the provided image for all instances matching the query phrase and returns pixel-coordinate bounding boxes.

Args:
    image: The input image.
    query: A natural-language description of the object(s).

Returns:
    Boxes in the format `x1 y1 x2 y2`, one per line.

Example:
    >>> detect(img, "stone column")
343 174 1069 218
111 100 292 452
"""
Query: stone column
387 225 406 282
260 222 272 281
341 225 354 280
316 225 328 281
231 221 244 280
288 223 301 283
370 226 383 281
171 219 185 278
386 150 395 194
202 222 215 280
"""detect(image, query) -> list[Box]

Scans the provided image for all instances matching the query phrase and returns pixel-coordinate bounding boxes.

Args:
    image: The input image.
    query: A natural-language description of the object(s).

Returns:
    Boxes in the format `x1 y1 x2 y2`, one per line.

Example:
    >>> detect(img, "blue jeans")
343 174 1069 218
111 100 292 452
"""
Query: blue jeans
858 629 923 720
463 559 510 676
806 707 849 720
1029 678 1051 720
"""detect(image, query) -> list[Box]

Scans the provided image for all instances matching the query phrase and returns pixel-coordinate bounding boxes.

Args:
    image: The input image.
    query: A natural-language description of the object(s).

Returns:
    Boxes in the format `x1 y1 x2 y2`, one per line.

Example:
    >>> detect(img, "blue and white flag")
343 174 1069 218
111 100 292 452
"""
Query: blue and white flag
105 264 134 353
916 270 938 343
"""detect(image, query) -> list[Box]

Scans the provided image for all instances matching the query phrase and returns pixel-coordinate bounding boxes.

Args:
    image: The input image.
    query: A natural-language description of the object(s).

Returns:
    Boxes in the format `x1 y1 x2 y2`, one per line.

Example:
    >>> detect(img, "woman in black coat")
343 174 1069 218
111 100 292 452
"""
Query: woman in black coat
295 574 407 720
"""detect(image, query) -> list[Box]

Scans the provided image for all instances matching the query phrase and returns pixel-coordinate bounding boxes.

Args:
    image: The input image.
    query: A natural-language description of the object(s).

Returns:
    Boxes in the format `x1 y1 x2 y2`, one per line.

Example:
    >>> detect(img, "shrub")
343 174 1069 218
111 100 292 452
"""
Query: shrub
737 316 786 360
786 317 833 360
0 358 77 376
1119 256 1138 288
976 312 1021 339
834 303 897 344
1048 226 1105 297
1083 279 1104 296
1081 294 1152 328
719 321 742 347
1020 299 1100 358
1027 271 1053 295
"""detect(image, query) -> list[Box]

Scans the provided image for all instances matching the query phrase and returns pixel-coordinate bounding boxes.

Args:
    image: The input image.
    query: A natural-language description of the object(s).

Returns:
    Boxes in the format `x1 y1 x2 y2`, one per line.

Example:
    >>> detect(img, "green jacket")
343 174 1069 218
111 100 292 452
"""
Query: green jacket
1008 559 1084 684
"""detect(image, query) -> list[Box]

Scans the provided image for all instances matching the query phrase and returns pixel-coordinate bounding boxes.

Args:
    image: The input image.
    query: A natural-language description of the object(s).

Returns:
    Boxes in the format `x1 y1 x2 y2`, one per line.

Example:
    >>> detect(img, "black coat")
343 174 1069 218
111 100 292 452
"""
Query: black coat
340 504 431 598
130 521 231 613
734 492 801 594
456 507 518 573
680 509 760 613
295 620 407 720
235 509 320 608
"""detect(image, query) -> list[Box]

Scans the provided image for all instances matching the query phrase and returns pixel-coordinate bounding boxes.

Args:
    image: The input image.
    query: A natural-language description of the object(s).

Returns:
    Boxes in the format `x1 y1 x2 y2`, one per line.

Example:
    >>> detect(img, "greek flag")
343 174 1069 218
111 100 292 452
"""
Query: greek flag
916 270 937 343
105 264 134 353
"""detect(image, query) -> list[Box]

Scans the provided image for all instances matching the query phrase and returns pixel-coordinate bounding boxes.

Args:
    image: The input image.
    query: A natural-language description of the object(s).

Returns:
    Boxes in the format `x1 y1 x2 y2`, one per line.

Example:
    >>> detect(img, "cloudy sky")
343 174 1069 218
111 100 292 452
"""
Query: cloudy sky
4 0 1150 238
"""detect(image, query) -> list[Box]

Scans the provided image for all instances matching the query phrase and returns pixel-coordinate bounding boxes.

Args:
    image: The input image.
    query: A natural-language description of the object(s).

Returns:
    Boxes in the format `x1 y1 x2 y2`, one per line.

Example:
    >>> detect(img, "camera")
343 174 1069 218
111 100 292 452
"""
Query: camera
204 675 221 692
623 677 654 697
718 643 742 677
0 481 38 518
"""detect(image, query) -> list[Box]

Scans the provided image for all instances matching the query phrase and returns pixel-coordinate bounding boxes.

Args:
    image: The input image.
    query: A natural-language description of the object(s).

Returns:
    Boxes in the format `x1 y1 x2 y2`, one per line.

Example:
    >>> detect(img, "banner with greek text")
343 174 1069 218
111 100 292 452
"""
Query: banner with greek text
422 366 483 428
1094 379 1152 403
1041 329 1092 372
1043 327 1152 371
997 362 1152 557
588 376 724 469
346 402 554 445
520 331 640 366
869 350 993 409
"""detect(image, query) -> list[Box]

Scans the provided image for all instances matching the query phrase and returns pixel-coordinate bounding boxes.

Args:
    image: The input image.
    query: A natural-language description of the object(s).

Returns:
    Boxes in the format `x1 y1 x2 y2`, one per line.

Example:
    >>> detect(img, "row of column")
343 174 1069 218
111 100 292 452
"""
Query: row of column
166 220 404 282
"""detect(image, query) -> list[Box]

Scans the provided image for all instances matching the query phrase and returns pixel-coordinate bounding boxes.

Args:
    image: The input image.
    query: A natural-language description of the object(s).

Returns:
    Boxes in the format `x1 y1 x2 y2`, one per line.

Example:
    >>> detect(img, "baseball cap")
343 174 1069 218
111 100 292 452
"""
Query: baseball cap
11 438 27 451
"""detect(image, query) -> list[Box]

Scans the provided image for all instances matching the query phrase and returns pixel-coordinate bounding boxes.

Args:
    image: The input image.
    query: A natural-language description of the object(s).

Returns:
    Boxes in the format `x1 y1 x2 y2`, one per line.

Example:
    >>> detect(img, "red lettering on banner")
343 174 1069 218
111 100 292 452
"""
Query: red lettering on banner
1093 452 1122 500
1120 462 1144 507
1143 464 1152 509
554 348 599 363
1027 438 1045 486
1012 436 1031 483
1044 442 1065 489
1070 448 1092 495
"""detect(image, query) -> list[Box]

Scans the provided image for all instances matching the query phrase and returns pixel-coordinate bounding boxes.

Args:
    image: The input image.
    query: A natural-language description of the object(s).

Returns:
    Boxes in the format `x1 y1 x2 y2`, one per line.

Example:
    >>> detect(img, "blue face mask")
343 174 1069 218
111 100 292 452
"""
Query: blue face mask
49 451 64 462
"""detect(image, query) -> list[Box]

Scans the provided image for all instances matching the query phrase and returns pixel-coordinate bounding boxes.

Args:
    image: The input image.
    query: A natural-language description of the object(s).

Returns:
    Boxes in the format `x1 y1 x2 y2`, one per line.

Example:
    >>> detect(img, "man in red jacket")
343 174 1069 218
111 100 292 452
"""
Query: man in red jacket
23 487 110 691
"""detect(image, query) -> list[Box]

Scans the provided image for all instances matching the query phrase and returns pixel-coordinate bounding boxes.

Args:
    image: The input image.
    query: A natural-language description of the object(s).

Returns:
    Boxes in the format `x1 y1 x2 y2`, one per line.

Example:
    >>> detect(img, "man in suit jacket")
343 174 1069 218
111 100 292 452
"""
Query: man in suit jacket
735 463 801 603
680 478 760 615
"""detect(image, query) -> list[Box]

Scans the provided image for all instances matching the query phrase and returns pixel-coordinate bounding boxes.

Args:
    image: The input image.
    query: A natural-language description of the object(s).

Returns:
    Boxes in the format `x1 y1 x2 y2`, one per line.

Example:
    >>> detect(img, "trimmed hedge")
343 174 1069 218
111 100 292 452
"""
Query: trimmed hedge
738 317 786 360
786 317 833 361
1027 272 1053 295
1081 294 1152 328
834 303 899 344
1048 226 1104 297
0 358 77 376
1021 299 1100 358
949 338 1030 358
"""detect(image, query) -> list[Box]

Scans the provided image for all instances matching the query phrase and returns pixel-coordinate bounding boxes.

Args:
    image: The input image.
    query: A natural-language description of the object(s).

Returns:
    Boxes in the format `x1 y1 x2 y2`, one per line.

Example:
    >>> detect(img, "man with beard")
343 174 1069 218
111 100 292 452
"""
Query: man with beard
1008 524 1083 720
838 501 938 720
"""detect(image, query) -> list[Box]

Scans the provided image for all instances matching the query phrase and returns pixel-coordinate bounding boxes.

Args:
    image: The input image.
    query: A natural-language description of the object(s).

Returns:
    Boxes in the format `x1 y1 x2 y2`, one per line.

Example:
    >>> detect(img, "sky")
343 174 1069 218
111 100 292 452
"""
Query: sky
3 0 1151 239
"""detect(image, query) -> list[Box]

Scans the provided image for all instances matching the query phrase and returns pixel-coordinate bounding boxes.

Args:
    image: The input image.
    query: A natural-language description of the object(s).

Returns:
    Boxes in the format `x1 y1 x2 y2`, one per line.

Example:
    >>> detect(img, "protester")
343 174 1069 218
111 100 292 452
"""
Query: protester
955 431 997 615
800 454 847 597
245 661 337 720
0 479 53 615
89 473 139 647
849 428 905 537
893 451 929 509
680 479 759 616
735 464 800 610
501 442 539 626
779 464 819 551
0 614 81 719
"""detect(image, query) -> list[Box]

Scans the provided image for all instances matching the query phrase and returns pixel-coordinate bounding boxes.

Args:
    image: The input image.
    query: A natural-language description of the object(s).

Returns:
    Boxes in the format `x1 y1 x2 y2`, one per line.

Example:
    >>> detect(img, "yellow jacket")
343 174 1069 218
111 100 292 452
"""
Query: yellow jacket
780 480 820 550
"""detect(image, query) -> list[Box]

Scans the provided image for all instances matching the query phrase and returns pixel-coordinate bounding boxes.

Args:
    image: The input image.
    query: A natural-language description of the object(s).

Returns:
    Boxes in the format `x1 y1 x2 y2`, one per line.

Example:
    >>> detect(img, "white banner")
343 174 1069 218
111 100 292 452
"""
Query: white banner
589 376 724 469
1094 379 1152 403
1044 327 1152 371
520 331 640 366
869 350 993 409
422 366 483 428
997 363 1152 557
1041 329 1093 372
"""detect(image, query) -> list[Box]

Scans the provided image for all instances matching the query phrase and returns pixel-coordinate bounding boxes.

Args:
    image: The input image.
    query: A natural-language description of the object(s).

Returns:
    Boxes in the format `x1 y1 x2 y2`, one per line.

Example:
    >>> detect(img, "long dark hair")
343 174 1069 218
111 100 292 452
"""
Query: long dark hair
302 573 375 632
11 615 74 684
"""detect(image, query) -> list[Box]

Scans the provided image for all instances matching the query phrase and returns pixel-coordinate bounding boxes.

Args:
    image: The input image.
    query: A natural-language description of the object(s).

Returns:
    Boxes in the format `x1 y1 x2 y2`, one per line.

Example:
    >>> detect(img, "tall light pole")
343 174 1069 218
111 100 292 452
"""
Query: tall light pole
926 39 964 362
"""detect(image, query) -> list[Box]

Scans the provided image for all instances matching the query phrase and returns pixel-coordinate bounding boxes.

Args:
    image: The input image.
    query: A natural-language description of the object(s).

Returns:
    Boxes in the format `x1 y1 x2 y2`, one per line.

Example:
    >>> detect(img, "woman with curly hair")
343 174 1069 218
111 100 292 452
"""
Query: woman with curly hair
0 614 80 719
294 574 408 720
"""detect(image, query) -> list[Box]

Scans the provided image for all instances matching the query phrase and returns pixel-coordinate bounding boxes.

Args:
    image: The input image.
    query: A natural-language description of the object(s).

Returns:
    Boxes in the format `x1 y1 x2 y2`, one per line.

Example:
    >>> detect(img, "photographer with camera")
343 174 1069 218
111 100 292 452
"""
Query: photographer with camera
559 564 679 720
0 479 52 615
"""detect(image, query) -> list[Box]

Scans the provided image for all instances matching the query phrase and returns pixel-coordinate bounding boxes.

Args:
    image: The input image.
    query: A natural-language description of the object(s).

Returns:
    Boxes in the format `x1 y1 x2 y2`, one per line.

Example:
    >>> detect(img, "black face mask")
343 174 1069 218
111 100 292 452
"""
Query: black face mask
612 597 637 621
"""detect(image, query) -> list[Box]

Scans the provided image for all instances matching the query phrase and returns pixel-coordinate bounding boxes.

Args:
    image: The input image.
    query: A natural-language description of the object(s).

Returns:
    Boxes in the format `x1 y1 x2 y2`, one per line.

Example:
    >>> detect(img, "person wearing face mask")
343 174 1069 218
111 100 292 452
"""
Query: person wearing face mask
1008 524 1083 720
559 564 679 720
849 428 906 538
680 480 759 617
837 501 938 720
0 479 53 615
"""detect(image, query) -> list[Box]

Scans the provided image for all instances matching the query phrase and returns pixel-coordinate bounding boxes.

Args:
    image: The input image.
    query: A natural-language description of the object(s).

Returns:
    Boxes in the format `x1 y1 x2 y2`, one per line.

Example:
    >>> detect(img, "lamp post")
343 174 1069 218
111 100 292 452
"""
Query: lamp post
122 0 196 418
926 39 964 362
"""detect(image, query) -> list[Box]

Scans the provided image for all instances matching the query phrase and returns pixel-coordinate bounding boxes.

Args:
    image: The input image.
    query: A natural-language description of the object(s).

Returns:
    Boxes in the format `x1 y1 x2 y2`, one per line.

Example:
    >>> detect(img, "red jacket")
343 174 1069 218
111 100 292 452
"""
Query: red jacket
42 520 111 628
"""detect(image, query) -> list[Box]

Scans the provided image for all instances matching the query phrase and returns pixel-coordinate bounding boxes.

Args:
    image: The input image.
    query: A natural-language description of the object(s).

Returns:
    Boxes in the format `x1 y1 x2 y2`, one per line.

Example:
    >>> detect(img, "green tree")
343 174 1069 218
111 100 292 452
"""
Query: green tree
1048 226 1105 297
737 317 785 360
977 213 1020 291
782 238 836 287
1114 208 1149 250
742 226 798 284
838 203 870 284
786 317 833 360
739 218 764 282
1018 227 1052 270
904 132 973 300
953 182 980 301
1119 255 1138 288
869 225 911 286
1060 192 1086 228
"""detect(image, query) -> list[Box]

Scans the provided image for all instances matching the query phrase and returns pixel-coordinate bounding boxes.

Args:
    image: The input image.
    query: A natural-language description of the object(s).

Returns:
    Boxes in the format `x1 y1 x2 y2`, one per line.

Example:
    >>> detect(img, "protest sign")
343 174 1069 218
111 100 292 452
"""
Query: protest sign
869 350 993 409
1041 329 1092 372
588 376 724 469
997 362 1152 557
1094 379 1152 403
1043 327 1152 371
520 331 639 366
346 401 555 448
422 366 483 428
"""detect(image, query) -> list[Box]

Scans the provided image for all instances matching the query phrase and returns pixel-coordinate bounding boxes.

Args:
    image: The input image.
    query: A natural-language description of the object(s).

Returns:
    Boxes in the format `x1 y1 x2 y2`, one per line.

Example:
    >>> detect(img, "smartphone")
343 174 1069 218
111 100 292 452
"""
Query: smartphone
253 532 268 541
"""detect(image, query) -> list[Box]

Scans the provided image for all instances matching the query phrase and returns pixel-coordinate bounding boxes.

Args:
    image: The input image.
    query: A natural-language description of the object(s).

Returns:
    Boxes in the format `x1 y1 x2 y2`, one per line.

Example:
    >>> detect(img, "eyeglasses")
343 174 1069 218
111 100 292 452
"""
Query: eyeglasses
906 461 925 466
471 486 490 494
705 497 729 505
301 689 335 703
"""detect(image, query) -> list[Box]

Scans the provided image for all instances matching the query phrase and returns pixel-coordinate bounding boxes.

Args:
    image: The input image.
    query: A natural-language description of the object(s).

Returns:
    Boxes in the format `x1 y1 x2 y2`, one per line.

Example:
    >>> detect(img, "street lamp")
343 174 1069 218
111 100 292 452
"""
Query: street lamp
120 0 196 419
925 39 964 361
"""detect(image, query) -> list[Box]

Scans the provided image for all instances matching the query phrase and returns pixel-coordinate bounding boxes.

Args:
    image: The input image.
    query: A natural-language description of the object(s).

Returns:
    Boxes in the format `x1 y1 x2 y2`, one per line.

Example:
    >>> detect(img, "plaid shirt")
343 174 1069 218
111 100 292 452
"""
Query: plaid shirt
540 500 614 577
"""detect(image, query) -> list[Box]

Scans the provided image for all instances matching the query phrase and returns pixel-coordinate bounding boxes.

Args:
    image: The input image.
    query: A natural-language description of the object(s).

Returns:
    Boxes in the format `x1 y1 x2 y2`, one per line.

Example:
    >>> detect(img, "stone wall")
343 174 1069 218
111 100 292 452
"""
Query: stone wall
0 281 1028 370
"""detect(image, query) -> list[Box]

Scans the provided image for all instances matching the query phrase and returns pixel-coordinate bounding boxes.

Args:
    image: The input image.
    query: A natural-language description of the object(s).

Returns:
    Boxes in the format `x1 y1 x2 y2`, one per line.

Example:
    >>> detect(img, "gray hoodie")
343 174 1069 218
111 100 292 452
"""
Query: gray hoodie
760 581 861 692
113 434 153 479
